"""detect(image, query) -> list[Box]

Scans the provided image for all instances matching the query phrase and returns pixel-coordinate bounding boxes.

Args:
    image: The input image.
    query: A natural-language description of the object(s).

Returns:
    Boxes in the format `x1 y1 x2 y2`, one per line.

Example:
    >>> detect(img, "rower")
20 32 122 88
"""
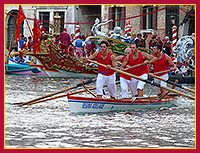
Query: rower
151 44 176 97
86 40 117 99
116 47 135 99
122 43 156 97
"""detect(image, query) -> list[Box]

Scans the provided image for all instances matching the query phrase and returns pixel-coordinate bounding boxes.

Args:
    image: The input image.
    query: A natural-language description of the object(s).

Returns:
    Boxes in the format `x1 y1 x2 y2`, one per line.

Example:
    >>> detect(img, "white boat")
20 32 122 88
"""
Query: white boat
67 94 179 113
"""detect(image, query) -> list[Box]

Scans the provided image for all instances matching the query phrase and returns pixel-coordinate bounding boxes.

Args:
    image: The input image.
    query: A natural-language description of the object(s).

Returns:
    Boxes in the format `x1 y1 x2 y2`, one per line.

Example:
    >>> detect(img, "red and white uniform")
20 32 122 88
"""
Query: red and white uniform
152 53 169 87
120 56 135 98
128 52 148 92
96 51 117 98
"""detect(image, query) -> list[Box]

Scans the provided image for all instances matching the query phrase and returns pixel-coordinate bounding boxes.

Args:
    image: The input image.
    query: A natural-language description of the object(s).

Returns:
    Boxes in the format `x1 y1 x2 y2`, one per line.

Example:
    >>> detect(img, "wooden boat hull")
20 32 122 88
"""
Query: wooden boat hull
67 94 179 113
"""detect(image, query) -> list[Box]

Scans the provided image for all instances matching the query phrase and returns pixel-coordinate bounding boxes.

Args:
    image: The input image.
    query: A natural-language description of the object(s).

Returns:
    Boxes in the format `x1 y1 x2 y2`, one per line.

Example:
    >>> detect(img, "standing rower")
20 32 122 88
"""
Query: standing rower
86 40 117 99
151 44 176 97
116 48 135 99
122 43 156 97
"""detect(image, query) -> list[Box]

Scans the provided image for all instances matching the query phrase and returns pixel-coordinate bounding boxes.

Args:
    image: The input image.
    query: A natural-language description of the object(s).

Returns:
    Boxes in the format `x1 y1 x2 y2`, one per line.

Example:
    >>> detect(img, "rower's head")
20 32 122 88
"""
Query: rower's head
130 43 138 54
125 47 131 55
100 40 109 52
152 44 162 53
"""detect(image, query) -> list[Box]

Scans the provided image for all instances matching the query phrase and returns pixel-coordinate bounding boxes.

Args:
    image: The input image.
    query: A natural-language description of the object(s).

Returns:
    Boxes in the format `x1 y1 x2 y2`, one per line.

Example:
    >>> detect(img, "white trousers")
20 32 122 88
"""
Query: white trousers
96 73 117 98
120 77 136 98
154 73 169 87
131 73 148 92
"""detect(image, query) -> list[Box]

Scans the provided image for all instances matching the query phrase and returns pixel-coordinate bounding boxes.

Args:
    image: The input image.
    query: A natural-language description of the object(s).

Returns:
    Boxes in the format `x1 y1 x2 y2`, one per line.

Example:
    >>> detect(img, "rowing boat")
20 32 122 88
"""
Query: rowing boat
67 94 179 113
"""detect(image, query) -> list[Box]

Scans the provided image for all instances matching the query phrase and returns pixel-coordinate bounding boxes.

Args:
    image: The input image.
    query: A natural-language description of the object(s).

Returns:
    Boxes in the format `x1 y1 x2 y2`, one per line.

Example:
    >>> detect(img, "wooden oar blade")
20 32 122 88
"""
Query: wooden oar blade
18 86 97 106
15 78 96 106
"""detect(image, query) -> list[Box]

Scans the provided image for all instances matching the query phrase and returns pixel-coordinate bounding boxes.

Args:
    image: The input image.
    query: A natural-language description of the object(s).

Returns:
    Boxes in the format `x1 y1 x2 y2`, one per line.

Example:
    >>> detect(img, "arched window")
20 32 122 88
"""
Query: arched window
6 10 24 49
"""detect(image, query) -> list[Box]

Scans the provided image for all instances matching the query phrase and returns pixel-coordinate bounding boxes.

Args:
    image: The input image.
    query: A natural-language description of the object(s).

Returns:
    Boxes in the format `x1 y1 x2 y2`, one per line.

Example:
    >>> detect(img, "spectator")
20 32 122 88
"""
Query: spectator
84 39 97 57
27 36 33 51
73 35 84 58
17 34 25 51
149 35 157 49
21 37 28 50
56 28 71 55
135 33 146 48
162 36 172 56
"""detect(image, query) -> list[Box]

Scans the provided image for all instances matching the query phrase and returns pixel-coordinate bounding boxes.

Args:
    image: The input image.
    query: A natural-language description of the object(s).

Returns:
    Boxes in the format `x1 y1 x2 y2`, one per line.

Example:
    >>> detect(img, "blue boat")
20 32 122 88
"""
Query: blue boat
5 57 47 76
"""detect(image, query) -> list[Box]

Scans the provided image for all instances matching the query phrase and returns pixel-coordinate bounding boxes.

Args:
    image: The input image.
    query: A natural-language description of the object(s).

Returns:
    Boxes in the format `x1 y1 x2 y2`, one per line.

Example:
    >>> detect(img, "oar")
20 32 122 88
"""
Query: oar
124 63 146 71
21 86 97 106
17 80 121 106
154 68 175 75
149 73 195 94
15 78 96 106
82 84 96 97
158 80 178 101
87 59 195 100
116 61 145 71
117 61 122 65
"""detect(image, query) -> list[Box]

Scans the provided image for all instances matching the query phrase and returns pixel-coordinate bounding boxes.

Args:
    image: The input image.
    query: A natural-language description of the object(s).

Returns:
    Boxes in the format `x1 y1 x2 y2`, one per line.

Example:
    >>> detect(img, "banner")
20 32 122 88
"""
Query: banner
32 18 41 54
15 5 26 42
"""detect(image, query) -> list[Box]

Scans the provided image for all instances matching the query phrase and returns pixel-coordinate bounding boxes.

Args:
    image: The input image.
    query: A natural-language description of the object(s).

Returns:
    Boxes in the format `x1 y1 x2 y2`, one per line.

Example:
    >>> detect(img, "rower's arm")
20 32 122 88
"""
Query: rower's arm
142 52 157 64
88 51 98 60
121 55 129 68
165 54 176 70
111 54 117 68
115 55 123 61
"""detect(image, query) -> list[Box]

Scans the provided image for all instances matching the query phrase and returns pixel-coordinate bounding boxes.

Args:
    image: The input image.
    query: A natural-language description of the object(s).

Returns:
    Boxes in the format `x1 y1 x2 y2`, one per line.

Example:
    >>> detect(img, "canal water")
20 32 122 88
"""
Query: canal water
5 75 195 148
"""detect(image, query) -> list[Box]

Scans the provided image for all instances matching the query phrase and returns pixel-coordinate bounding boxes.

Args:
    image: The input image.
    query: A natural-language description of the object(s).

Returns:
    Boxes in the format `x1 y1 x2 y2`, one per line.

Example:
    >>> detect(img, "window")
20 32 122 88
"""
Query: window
7 11 20 49
109 6 125 30
39 12 50 32
53 12 65 33
166 5 179 40
142 6 153 29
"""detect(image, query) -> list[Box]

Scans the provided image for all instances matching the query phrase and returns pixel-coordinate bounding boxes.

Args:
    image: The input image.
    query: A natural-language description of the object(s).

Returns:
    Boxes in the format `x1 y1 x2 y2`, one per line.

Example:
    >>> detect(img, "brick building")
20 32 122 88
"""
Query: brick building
5 4 195 48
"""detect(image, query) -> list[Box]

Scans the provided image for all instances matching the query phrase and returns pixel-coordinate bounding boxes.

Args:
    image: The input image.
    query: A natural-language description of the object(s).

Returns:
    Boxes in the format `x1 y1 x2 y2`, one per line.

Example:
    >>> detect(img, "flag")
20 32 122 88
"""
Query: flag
32 18 41 54
15 5 26 42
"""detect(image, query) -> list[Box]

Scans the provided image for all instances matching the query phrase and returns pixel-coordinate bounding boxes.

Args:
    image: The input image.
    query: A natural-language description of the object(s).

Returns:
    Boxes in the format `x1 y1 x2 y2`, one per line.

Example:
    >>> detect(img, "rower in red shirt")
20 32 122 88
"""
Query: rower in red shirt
122 43 156 97
116 47 135 99
87 40 117 99
151 44 176 97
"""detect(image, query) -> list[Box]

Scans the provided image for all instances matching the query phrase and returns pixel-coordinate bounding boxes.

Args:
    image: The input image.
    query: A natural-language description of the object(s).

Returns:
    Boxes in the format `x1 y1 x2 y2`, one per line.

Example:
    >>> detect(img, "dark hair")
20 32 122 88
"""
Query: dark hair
130 42 138 48
153 44 162 51
100 40 109 47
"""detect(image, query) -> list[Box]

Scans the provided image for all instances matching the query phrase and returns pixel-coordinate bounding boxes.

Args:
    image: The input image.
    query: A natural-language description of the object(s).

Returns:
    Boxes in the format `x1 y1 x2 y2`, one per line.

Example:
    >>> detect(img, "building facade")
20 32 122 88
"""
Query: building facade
5 4 195 48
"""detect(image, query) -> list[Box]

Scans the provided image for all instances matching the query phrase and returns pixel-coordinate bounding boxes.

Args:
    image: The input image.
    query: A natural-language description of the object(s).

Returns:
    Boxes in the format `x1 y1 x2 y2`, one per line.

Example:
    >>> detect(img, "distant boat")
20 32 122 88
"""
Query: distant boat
5 56 47 76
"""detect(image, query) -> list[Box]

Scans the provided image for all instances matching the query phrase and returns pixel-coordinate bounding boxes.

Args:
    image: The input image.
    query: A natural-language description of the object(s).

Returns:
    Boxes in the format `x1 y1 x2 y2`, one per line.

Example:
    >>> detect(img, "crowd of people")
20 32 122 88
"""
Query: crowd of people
17 34 33 52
